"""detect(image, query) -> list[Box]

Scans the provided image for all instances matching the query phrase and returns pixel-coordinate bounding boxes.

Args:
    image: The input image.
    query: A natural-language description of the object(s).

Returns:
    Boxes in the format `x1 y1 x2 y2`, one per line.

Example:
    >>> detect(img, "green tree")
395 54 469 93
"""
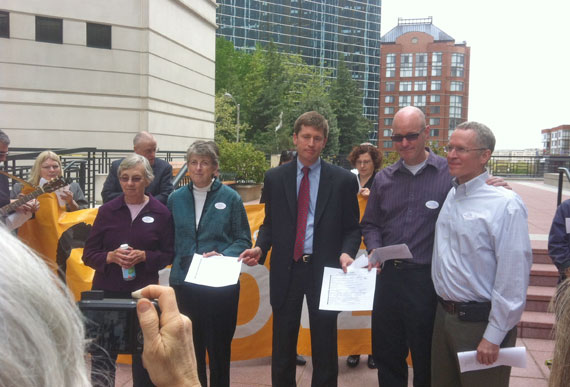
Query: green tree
329 57 371 154
214 92 251 143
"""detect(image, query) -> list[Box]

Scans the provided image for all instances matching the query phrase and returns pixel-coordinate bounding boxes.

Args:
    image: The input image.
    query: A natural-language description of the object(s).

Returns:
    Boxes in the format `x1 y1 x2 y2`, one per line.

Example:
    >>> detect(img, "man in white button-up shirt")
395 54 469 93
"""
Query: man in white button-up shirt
431 121 532 387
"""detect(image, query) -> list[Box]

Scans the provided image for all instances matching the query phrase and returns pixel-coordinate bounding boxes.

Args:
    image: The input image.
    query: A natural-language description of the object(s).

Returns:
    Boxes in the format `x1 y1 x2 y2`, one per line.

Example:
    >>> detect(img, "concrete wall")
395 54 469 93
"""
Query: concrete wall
0 0 216 151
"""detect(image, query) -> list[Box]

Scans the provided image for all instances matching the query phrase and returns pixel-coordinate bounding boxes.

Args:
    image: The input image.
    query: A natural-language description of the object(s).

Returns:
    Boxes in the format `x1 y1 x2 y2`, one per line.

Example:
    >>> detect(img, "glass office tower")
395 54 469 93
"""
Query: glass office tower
217 0 381 140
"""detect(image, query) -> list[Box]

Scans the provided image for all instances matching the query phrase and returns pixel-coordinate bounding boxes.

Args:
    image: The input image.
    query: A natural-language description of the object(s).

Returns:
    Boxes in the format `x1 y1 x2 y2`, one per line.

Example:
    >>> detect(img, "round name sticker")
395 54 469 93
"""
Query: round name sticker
425 200 439 210
215 202 227 210
142 216 154 223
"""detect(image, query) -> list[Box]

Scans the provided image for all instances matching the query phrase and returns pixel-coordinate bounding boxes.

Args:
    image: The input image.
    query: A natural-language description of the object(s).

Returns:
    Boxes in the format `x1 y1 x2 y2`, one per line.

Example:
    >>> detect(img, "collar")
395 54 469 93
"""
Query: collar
389 148 442 176
452 170 489 196
189 177 221 192
107 193 158 212
297 157 321 174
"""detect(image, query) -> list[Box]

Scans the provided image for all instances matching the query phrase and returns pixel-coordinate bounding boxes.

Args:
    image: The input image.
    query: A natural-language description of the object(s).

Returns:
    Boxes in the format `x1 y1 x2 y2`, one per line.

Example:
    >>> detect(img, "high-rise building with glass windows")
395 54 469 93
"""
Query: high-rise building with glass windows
378 17 470 155
216 0 381 140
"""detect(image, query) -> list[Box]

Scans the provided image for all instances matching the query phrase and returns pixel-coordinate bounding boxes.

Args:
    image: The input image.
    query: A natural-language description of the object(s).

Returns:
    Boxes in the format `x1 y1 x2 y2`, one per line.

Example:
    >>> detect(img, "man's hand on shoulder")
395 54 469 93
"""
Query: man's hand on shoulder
239 246 262 266
485 176 511 190
476 338 500 365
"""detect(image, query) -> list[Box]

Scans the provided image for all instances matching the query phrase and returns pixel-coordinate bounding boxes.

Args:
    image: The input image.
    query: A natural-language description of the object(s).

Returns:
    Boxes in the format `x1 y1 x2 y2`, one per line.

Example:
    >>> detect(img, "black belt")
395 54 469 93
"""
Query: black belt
384 259 430 270
294 254 312 263
437 296 491 321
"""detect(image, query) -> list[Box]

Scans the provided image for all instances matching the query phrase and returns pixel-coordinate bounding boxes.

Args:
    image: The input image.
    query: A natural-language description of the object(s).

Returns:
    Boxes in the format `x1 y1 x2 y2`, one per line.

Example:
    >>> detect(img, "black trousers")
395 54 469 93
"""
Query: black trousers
271 260 339 387
174 282 240 387
372 261 436 387
90 289 154 387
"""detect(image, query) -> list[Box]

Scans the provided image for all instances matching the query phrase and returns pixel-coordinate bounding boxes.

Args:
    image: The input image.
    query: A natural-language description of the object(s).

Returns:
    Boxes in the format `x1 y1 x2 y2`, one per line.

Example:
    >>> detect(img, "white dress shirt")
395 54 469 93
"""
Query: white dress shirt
432 171 532 345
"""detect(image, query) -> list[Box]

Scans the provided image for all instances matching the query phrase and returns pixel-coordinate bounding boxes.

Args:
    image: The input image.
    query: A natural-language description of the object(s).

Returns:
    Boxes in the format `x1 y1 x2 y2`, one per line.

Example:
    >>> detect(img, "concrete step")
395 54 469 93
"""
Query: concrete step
517 310 555 339
525 285 556 312
530 263 559 287
532 248 552 264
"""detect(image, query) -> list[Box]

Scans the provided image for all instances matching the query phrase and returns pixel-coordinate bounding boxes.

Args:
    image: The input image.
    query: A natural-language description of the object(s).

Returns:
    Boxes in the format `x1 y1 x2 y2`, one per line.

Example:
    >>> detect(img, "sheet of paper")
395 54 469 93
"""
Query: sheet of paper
347 254 369 272
457 347 527 373
319 266 376 311
369 244 413 265
184 253 242 287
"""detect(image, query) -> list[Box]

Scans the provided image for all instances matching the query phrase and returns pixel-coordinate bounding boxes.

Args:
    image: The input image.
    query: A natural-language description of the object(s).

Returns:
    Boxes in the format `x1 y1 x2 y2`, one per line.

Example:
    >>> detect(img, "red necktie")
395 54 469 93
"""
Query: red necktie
294 166 310 261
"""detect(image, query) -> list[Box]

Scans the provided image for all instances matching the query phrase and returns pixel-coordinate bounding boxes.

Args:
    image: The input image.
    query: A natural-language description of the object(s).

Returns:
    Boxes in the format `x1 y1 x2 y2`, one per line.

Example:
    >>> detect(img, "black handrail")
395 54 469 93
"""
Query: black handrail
557 167 570 206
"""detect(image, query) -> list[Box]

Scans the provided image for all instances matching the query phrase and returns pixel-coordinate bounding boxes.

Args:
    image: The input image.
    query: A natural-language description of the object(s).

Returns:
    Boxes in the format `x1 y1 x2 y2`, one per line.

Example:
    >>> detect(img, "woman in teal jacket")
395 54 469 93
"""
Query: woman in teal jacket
168 141 251 387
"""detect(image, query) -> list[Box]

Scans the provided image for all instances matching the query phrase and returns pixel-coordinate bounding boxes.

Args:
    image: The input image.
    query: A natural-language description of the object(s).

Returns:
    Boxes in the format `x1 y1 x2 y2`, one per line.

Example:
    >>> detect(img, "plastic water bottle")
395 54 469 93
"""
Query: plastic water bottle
120 243 136 281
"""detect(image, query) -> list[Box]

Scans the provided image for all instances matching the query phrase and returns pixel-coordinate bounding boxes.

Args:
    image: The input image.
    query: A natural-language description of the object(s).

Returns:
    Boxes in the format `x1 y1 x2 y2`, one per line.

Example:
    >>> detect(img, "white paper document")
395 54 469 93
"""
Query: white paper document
369 244 413 265
319 266 376 311
347 254 370 272
457 347 527 373
184 253 242 287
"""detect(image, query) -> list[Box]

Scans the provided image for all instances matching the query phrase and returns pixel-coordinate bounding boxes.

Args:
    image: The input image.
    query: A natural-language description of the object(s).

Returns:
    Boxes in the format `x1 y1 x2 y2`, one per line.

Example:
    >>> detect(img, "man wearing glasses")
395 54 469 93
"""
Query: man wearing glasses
431 122 530 386
101 131 173 204
361 107 506 386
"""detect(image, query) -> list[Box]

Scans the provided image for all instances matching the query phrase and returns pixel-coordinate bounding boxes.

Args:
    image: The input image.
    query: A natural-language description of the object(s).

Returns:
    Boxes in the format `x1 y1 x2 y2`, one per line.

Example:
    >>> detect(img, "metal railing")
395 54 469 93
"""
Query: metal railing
557 167 570 206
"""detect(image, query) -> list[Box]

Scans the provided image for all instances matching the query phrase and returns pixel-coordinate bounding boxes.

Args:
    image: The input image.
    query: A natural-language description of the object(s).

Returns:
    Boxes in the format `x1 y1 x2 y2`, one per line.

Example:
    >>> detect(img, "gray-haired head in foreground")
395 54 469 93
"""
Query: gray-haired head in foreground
0 225 90 387
186 141 219 167
0 129 10 145
118 153 155 183
455 121 496 153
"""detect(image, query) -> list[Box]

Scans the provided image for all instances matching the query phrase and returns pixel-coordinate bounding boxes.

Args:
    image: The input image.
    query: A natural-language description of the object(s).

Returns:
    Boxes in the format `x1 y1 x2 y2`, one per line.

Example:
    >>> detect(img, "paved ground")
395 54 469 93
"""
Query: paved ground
113 179 563 386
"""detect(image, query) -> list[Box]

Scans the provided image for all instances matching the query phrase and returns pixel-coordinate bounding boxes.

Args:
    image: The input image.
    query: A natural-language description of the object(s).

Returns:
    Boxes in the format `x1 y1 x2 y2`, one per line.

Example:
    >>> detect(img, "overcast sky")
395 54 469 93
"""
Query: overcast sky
380 0 570 150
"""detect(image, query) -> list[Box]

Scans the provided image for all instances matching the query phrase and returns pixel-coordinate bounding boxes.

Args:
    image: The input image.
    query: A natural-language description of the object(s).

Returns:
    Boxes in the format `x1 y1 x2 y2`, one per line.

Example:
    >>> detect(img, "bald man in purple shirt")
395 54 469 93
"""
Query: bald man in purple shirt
361 107 506 387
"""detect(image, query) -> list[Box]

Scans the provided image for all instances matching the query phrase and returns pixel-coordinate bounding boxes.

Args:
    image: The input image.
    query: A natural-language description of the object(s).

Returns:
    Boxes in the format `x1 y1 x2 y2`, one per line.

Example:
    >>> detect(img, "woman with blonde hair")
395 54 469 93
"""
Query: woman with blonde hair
11 150 88 211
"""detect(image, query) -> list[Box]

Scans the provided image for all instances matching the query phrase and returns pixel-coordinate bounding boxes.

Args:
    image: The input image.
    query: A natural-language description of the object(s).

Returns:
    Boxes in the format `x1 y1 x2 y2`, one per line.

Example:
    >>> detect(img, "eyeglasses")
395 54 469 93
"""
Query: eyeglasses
444 146 487 155
0 151 9 157
356 159 372 165
390 127 425 142
119 175 144 183
41 164 60 170
189 160 212 168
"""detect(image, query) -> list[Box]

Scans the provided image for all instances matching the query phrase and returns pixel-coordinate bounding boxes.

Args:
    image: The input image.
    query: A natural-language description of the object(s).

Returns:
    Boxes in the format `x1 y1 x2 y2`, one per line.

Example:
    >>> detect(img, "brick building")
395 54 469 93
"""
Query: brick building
542 125 570 155
378 17 470 155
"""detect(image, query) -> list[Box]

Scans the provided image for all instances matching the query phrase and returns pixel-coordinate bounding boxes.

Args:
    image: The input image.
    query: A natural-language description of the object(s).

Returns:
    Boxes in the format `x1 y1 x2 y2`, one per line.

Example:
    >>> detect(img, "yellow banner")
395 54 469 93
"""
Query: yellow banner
17 196 372 360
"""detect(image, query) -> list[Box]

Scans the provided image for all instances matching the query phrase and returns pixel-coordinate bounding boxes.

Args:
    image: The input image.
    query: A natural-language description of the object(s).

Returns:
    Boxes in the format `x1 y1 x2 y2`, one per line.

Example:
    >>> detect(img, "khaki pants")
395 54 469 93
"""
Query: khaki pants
431 302 517 387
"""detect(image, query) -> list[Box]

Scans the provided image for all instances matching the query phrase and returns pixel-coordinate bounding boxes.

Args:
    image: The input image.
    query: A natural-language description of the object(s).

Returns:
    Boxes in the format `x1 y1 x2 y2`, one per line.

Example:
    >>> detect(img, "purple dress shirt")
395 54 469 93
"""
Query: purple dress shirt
361 149 451 265
83 194 174 292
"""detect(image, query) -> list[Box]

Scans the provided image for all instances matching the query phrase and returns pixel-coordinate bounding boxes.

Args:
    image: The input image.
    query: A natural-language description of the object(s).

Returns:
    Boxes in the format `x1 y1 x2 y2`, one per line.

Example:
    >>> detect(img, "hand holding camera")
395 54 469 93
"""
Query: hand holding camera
133 285 200 387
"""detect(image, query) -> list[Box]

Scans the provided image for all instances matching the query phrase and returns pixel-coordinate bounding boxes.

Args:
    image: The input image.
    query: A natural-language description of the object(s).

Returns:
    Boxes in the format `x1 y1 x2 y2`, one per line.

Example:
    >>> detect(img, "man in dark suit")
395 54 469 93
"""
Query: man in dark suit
240 111 361 387
101 131 174 204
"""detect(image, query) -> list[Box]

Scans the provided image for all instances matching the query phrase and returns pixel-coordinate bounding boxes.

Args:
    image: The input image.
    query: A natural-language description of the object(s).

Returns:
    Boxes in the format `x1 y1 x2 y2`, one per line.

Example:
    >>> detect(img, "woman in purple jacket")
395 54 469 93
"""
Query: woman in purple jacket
83 153 174 387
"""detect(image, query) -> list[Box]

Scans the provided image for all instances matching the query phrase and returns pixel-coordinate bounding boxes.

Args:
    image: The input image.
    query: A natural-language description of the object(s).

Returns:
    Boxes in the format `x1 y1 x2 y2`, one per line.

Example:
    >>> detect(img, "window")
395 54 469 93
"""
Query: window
385 82 395 92
431 52 442 76
400 53 412 77
413 95 426 107
450 95 463 106
87 23 111 49
430 106 440 114
384 107 394 114
383 141 393 148
414 81 426 91
385 95 395 104
399 81 412 91
36 16 63 44
415 53 427 77
429 118 440 126
385 53 396 78
384 118 393 126
451 53 464 77
383 129 392 137
430 129 440 137
399 95 411 107
430 95 440 103
450 81 464 91
0 11 8 38
449 118 463 130
431 80 441 91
